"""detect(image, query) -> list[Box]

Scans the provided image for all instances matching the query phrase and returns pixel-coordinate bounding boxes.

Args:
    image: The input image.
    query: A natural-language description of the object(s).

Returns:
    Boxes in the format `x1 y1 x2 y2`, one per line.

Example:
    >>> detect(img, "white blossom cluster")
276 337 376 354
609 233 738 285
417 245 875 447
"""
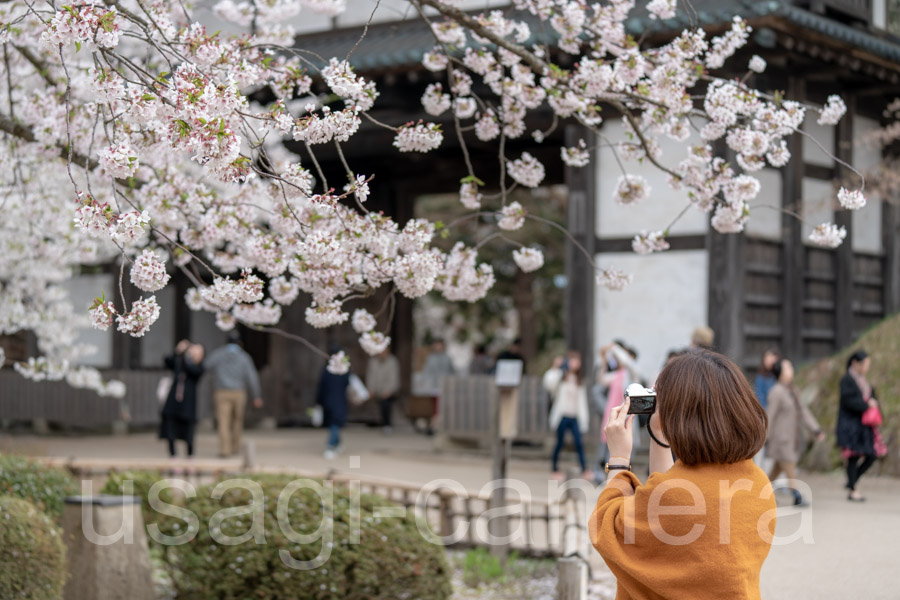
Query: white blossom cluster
0 0 866 384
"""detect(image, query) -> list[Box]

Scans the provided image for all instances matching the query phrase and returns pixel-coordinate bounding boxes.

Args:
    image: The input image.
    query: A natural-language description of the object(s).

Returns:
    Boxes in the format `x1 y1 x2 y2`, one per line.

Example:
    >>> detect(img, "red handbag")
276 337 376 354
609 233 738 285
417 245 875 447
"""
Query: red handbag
861 405 883 427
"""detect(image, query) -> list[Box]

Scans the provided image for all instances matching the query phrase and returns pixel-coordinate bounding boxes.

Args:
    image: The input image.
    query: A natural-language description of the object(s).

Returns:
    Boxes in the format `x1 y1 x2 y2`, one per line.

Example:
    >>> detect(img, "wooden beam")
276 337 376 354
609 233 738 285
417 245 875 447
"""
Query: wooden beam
804 163 836 181
834 94 856 349
564 124 596 377
781 75 806 361
595 234 706 253
883 200 900 315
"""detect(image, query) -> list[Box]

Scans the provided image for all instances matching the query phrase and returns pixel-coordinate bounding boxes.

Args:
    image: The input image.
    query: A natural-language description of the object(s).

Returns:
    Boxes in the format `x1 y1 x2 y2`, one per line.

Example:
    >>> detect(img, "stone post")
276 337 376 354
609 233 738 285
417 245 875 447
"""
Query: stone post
62 495 154 600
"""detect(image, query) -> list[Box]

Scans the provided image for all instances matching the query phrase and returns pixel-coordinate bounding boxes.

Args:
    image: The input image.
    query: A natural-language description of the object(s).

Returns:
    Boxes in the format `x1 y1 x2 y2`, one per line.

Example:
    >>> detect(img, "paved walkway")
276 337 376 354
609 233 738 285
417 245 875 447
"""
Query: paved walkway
2 425 899 599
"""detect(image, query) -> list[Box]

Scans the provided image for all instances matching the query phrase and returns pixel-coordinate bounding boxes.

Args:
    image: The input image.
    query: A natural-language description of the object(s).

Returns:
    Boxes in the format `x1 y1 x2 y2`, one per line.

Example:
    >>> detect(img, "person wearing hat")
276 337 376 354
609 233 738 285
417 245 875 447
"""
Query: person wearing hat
205 331 263 457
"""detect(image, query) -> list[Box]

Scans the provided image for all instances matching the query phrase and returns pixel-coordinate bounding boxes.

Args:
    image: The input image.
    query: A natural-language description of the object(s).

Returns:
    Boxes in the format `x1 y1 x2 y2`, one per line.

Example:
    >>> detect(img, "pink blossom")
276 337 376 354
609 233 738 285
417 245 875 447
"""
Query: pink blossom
360 331 391 356
116 296 160 337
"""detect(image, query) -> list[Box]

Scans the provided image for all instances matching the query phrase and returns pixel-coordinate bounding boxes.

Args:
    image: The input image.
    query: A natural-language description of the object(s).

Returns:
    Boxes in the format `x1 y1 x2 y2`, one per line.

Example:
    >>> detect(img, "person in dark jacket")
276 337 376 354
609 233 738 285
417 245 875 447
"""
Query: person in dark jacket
159 340 205 458
838 350 879 501
317 345 351 459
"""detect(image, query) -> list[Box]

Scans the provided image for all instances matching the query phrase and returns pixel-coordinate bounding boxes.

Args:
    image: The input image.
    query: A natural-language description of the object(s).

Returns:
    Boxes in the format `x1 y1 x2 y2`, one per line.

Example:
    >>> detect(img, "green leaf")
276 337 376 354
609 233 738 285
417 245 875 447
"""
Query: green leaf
74 41 81 53
141 93 155 101
460 175 485 186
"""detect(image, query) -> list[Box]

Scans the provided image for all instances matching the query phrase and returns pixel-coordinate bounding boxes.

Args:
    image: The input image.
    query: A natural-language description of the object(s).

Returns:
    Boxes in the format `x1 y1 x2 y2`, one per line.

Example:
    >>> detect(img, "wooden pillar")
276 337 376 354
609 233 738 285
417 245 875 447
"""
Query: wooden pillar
563 125 596 376
781 75 806 360
707 228 746 361
834 94 856 349
392 181 416 403
883 200 900 315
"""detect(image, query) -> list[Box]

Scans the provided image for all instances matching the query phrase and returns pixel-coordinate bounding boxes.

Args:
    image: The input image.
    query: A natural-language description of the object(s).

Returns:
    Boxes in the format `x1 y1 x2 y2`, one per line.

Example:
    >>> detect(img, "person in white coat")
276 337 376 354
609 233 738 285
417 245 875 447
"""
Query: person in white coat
544 350 591 480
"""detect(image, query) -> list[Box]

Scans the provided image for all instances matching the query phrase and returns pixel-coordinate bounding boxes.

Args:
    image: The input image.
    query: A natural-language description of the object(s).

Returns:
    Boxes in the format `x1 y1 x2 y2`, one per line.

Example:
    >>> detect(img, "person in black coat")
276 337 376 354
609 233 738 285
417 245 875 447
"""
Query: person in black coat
317 345 351 459
159 340 205 457
837 350 878 501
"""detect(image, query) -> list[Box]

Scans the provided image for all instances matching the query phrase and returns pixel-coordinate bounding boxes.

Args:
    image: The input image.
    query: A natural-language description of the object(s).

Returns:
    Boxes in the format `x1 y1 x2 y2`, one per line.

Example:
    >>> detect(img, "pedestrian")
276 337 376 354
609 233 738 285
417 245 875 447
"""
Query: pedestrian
159 340 204 459
317 344 351 459
468 344 494 375
591 349 773 599
366 345 401 433
754 348 780 410
421 339 455 435
205 331 263 458
495 338 526 372
766 358 825 506
543 350 591 480
753 347 780 468
596 341 642 465
838 350 881 501
690 325 715 350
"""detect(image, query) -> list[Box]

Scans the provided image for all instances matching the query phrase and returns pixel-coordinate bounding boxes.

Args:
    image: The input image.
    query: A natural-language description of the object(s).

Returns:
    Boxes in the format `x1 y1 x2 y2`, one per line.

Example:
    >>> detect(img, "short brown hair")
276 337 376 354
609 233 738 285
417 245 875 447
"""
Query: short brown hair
656 349 766 466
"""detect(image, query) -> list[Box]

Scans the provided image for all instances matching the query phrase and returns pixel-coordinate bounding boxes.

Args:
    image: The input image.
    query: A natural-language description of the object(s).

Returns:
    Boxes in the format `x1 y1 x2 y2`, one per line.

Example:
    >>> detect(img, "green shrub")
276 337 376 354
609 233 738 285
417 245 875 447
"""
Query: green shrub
0 496 67 600
100 470 174 528
797 311 900 473
462 547 518 587
155 474 452 600
0 454 78 521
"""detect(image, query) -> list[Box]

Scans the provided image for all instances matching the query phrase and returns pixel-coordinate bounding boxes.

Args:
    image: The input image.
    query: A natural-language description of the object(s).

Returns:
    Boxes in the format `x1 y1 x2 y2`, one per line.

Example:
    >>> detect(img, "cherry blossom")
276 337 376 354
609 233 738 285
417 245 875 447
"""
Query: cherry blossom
89 299 117 332
360 331 391 356
498 202 526 231
809 222 848 248
130 250 171 293
632 231 671 255
459 181 483 210
512 248 544 272
116 296 160 337
837 187 866 210
597 268 632 291
613 175 651 205
327 351 351 375
507 152 546 188
818 95 848 126
748 55 767 73
0 0 862 392
352 309 378 334
561 140 590 168
393 122 443 152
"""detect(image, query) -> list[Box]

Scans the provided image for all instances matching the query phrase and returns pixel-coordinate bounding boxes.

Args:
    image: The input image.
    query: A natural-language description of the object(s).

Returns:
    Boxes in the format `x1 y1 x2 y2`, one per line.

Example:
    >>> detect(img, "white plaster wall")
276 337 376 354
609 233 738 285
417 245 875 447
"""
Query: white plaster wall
745 168 783 240
852 116 883 254
594 250 709 381
62 274 114 368
874 0 887 29
801 177 835 241
803 113 835 167
595 120 709 239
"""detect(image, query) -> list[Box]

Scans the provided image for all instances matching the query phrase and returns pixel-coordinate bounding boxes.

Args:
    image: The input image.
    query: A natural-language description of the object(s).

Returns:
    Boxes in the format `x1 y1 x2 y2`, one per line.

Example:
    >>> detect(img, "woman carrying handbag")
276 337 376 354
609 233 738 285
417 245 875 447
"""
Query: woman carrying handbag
838 350 883 501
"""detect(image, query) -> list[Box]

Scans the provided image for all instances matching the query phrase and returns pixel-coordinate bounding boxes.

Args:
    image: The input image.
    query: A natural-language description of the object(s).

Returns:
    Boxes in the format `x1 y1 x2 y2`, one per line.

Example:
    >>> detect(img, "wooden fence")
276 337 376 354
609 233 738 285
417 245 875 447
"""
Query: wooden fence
0 370 214 427
438 375 550 445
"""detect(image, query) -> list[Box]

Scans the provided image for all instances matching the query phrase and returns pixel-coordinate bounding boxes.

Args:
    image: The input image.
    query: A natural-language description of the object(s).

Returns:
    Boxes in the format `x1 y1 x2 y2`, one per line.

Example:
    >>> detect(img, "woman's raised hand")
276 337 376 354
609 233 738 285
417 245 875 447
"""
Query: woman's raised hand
605 396 634 462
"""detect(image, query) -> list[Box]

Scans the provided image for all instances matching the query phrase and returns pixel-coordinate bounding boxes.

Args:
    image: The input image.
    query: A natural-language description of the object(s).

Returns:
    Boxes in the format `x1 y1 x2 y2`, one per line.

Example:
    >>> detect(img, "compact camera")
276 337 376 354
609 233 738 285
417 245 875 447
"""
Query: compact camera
625 383 657 415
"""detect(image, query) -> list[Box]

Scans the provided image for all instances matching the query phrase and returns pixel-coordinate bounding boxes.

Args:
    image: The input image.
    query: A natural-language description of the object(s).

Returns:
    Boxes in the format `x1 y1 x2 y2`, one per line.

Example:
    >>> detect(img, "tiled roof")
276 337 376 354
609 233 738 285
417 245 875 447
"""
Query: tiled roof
293 0 900 71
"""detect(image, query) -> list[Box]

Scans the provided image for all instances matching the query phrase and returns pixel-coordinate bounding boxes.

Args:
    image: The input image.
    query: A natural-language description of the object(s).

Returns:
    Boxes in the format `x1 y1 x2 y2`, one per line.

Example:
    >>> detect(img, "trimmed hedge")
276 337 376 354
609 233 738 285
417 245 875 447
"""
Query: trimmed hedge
100 469 174 528
0 496 68 600
0 454 78 521
153 474 453 600
797 311 900 474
